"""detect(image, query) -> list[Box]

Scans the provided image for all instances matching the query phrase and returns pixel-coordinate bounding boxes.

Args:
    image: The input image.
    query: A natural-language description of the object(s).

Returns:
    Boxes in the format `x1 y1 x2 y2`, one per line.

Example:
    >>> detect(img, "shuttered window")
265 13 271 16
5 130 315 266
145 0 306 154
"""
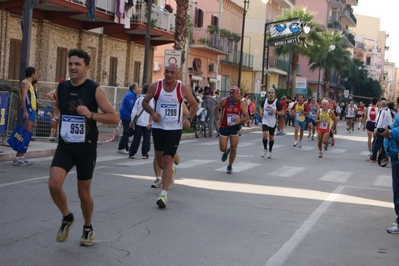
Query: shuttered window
8 39 21 80
134 61 141 85
109 57 117 86
56 47 67 81
194 8 204 28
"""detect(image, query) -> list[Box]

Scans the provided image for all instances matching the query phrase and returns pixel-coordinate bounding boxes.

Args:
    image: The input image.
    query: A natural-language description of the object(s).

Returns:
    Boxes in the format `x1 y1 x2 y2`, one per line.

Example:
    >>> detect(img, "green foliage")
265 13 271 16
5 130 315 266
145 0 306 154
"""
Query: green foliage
207 25 219 34
182 128 194 134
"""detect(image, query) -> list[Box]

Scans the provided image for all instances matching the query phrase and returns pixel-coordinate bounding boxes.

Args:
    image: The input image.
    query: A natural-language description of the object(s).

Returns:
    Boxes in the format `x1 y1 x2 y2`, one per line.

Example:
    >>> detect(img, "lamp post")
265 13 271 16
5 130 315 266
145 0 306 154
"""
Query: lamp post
142 0 153 86
316 44 335 100
237 0 249 88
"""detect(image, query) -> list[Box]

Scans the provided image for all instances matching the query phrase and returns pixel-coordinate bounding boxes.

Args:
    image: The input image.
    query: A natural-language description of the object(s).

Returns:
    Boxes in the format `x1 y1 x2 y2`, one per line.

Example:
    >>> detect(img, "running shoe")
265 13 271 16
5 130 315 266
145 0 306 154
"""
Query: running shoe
151 178 162 188
221 148 231 162
331 138 335 146
308 132 311 138
293 141 297 147
319 151 323 158
311 135 314 140
157 194 167 208
368 151 372 156
174 153 180 165
324 144 328 150
142 155 149 159
226 165 233 174
128 155 135 159
56 215 75 242
387 222 399 234
117 149 129 155
12 158 31 166
79 227 95 246
267 151 272 159
297 142 302 149
48 138 57 143
261 149 267 157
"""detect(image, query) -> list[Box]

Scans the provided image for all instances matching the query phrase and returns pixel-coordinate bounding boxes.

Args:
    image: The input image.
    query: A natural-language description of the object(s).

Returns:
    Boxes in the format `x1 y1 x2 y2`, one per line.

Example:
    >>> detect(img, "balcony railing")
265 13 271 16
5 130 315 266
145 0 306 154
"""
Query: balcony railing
65 0 175 32
191 29 234 53
221 50 253 69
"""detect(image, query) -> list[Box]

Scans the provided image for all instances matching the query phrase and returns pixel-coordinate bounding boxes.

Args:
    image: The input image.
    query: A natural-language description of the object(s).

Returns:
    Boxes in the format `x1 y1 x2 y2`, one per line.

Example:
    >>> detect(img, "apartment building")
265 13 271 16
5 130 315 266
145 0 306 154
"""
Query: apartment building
0 0 175 96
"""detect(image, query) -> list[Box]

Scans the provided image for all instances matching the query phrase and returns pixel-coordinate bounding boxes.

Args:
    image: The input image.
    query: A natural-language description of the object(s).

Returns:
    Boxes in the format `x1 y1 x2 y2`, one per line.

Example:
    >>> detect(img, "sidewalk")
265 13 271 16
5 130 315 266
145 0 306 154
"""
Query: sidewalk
0 125 261 162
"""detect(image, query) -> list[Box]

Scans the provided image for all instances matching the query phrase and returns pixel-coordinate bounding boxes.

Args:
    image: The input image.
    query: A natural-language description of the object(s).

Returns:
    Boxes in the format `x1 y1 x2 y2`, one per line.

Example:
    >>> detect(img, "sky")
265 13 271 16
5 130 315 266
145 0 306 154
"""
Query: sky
353 0 398 64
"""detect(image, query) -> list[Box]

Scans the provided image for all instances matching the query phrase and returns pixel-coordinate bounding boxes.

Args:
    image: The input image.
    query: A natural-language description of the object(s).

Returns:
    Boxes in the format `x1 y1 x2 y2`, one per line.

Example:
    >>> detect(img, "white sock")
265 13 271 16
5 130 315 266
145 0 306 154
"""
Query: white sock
161 190 167 197
156 176 161 180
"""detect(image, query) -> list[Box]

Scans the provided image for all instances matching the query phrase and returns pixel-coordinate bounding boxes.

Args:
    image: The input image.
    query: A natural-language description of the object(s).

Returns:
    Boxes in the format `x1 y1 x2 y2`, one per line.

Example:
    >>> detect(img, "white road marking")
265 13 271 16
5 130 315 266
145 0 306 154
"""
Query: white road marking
97 156 127 162
116 160 153 166
374 175 392 187
177 159 214 169
326 148 346 154
268 166 306 177
197 141 220 146
215 162 261 173
266 186 345 266
319 170 353 183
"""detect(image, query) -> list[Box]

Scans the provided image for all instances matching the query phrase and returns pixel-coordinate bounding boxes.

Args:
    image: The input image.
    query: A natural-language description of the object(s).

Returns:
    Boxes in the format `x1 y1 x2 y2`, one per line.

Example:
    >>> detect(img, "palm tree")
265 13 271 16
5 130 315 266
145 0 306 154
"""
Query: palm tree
274 7 324 97
174 0 190 80
308 30 351 97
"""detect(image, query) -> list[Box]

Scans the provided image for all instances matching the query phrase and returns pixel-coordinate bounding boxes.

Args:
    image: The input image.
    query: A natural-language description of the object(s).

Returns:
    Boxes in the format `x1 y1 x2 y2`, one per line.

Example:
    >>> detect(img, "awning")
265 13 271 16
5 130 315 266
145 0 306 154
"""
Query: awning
191 76 202 81
209 78 217 83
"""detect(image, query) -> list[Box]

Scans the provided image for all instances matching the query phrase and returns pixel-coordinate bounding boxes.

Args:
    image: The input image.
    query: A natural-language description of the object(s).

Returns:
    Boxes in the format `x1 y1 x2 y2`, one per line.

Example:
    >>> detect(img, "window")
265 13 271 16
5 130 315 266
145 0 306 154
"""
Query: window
134 61 141 86
56 47 67 81
8 39 21 80
211 15 218 27
366 57 371 66
109 57 118 86
194 8 204 28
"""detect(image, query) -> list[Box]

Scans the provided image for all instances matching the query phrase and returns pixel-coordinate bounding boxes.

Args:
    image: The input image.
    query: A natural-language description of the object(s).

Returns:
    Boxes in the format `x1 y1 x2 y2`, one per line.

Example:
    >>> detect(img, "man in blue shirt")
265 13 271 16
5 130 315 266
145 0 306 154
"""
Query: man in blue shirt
381 113 399 234
117 82 138 154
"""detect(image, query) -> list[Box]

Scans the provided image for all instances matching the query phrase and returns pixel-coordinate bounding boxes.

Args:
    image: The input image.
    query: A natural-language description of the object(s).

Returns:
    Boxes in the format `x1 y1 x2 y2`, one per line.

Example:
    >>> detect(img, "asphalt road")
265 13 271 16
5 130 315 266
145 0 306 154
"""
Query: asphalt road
1 120 399 266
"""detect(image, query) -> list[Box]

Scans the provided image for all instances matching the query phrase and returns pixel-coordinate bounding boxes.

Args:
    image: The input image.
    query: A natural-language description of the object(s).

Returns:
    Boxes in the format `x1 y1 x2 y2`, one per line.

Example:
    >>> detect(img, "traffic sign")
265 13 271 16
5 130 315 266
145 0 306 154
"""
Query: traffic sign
164 50 182 69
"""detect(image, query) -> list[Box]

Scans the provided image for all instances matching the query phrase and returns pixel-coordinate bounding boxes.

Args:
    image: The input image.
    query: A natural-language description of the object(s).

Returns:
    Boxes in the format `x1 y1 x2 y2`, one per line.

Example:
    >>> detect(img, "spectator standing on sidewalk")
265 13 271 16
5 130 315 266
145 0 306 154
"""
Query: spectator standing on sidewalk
203 90 217 137
46 78 66 142
48 48 118 246
128 83 153 159
12 67 37 166
117 82 138 154
368 100 391 162
381 114 399 233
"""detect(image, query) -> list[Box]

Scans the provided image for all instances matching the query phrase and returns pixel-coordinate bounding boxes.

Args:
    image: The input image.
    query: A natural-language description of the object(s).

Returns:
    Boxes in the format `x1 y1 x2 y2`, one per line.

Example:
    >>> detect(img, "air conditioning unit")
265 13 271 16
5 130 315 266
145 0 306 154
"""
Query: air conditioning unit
208 64 215 72
153 61 161 72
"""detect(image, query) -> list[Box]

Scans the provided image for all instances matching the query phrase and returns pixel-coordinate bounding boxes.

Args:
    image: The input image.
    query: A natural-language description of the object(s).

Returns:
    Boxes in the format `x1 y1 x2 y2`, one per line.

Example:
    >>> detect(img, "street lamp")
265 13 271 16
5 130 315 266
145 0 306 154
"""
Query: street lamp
237 0 249 88
316 44 335 100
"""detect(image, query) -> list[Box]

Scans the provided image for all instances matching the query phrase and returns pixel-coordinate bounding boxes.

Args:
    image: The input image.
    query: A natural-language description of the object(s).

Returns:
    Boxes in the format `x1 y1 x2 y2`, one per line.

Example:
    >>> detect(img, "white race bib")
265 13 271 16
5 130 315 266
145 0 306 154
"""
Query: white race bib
227 114 239 126
160 103 178 123
60 115 86 143
319 121 328 129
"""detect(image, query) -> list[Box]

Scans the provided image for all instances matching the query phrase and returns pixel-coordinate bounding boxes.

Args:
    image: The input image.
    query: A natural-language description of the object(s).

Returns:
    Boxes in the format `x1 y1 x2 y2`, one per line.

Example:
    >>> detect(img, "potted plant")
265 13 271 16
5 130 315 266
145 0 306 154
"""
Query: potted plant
198 38 207 44
219 28 231 39
231 33 241 43
207 25 219 34
164 4 173 13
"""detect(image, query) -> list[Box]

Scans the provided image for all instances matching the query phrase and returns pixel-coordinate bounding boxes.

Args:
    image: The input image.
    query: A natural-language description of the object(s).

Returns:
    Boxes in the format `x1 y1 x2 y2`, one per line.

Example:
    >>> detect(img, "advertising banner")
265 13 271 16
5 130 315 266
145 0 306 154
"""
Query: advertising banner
0 92 9 135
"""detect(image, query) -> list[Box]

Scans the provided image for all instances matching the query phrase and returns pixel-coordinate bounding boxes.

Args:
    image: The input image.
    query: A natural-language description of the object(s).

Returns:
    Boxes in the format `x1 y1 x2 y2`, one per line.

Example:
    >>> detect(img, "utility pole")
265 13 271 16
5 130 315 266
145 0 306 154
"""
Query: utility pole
19 0 39 81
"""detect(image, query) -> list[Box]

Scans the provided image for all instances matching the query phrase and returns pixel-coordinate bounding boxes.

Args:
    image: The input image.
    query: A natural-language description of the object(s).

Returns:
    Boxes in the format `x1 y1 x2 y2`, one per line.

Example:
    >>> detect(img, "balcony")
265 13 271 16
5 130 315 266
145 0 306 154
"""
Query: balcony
4 0 175 46
341 30 355 47
190 29 232 56
329 0 345 9
273 0 295 8
328 20 342 31
220 50 253 69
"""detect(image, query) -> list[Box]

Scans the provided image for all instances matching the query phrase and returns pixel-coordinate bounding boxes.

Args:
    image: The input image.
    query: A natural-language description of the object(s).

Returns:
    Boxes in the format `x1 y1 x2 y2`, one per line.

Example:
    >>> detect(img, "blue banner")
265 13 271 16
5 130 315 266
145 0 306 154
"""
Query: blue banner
0 93 9 135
